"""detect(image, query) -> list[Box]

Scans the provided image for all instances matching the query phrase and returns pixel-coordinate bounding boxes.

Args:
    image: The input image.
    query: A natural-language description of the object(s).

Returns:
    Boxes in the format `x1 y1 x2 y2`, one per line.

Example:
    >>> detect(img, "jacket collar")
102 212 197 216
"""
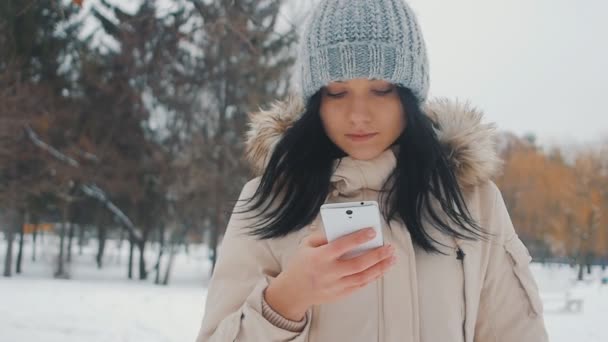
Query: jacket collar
244 95 502 192
329 147 397 197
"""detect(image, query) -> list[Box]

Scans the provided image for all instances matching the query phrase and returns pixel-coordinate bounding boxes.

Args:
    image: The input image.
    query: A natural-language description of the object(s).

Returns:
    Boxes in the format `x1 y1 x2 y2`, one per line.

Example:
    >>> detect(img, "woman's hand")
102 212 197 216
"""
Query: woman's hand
264 227 396 321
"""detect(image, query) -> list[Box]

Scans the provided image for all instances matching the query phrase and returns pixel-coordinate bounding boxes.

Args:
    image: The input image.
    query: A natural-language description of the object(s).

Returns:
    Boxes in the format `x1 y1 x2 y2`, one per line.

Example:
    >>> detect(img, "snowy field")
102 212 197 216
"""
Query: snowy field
0 235 606 342
0 236 210 342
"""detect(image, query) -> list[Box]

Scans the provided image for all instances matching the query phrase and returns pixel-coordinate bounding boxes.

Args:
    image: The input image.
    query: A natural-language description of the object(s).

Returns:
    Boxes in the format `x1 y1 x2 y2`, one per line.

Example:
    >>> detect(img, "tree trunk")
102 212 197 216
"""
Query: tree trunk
210 152 226 275
162 239 176 286
117 227 125 264
16 211 27 274
96 224 106 269
95 206 106 268
3 165 17 277
67 223 75 263
577 262 584 281
55 203 70 279
31 224 37 262
118 226 125 248
128 234 134 279
138 239 147 280
78 224 85 255
3 211 16 278
154 225 165 285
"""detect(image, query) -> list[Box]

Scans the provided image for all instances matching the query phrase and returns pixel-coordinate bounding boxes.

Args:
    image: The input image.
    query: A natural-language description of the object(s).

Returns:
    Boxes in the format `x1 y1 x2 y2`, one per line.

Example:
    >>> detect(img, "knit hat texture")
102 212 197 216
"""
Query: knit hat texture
297 0 430 103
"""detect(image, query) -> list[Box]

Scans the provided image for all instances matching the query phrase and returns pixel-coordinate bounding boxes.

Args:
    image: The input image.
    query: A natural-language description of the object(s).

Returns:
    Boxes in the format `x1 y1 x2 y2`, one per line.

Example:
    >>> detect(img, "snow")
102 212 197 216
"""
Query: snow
1 235 606 341
533 264 607 342
0 234 210 342
0 278 206 342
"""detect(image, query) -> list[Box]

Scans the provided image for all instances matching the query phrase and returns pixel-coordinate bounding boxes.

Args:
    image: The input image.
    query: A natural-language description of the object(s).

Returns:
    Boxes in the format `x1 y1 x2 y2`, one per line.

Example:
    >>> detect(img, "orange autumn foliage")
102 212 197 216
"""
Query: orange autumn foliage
496 142 608 259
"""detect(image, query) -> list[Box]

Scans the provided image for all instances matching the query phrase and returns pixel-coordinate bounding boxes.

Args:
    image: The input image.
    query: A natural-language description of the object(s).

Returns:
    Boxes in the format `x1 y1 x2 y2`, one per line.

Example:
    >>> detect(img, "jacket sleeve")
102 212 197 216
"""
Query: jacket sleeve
195 178 312 342
474 182 550 342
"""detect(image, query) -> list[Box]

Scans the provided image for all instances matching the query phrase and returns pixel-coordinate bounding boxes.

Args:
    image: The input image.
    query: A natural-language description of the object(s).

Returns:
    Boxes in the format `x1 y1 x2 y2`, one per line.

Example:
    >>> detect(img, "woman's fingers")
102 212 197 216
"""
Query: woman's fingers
300 226 395 303
336 244 394 277
322 227 377 259
340 254 397 289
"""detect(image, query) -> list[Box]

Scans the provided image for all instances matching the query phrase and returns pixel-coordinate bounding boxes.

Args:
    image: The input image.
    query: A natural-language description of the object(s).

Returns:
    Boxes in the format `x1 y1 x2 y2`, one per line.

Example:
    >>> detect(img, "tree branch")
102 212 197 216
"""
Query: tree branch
81 184 142 242
24 125 80 167
25 124 143 244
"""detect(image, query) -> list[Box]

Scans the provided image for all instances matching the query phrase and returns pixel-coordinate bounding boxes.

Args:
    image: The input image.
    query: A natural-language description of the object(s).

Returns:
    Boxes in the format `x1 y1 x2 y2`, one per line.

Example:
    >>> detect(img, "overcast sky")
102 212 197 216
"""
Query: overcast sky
290 0 608 146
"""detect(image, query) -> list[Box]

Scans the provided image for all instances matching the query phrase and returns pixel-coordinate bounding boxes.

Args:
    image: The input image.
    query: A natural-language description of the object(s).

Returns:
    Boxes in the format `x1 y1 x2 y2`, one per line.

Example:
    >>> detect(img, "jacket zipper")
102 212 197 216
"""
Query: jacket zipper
456 243 467 341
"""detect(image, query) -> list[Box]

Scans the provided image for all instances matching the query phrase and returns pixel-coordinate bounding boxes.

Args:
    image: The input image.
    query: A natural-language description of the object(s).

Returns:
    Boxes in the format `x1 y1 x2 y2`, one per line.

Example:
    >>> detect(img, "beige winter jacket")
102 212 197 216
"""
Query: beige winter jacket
195 97 549 342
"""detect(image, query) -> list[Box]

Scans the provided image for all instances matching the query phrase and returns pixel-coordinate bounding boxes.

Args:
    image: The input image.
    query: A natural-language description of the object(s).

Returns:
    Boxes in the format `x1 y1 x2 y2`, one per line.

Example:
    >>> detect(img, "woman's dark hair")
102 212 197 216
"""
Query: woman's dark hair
238 86 486 253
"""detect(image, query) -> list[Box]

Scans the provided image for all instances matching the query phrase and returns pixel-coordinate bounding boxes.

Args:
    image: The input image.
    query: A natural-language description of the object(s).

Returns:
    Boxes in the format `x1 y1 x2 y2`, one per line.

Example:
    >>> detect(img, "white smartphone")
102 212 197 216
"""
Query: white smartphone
319 201 384 259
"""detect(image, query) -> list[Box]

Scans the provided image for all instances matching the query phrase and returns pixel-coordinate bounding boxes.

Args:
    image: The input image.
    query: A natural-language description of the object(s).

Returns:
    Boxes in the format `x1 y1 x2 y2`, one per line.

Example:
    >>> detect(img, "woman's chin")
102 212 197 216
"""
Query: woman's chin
341 146 387 161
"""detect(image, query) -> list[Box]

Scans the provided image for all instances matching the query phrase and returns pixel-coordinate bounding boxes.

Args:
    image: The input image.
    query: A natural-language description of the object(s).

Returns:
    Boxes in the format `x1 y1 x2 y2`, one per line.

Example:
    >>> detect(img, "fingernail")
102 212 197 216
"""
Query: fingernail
366 228 376 237
390 256 397 265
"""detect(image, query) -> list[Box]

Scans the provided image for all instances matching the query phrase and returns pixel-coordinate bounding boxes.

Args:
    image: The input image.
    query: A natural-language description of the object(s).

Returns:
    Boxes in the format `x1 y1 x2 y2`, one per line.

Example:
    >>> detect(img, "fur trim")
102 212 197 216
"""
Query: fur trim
424 98 503 189
245 96 502 190
245 94 305 176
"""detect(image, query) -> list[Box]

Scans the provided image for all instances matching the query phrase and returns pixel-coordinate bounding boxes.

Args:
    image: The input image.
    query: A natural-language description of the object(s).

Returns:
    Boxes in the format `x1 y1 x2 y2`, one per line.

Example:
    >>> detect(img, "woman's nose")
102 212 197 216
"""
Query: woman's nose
347 98 372 125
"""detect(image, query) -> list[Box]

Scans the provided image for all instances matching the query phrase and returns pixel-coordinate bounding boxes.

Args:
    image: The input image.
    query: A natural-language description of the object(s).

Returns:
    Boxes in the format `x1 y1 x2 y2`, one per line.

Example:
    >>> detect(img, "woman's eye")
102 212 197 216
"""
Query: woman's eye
326 91 346 98
373 88 394 96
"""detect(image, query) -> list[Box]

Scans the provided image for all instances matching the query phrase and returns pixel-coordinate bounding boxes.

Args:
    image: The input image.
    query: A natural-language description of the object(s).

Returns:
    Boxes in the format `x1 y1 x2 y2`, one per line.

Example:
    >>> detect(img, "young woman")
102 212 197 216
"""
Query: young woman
196 0 549 341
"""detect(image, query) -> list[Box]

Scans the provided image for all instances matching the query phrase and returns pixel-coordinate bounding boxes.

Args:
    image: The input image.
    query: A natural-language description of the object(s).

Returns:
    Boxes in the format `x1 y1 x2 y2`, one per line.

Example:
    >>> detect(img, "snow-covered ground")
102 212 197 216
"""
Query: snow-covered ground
0 235 210 342
536 264 607 342
0 235 606 341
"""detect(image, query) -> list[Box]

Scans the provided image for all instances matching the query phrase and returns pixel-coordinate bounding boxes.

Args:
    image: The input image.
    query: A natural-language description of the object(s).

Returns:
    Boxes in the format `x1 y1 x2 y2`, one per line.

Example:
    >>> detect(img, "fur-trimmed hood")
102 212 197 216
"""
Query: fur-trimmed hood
245 96 502 190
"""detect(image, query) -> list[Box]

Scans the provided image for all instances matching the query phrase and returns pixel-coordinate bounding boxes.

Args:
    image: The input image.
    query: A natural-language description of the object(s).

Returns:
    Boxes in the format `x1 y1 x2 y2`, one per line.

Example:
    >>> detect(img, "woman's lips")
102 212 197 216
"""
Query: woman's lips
345 133 378 142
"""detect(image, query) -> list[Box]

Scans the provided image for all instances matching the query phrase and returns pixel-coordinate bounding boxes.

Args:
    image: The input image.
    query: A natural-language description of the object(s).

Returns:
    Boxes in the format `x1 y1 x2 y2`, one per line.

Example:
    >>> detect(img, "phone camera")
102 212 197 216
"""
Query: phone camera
346 210 353 215
360 202 364 205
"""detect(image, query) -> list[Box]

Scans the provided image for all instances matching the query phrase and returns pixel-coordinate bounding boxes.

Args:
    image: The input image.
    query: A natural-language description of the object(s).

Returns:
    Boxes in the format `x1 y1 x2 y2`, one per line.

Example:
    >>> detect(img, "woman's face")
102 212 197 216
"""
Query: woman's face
320 78 406 160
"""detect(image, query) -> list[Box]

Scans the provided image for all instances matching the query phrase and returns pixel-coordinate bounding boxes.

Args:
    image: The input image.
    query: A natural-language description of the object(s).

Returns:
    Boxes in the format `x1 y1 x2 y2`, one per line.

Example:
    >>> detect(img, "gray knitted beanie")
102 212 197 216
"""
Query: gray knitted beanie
297 0 429 103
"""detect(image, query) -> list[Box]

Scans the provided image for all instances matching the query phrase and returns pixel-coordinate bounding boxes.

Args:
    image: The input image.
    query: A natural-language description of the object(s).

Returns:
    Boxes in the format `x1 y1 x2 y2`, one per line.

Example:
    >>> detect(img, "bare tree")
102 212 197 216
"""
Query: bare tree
180 0 299 273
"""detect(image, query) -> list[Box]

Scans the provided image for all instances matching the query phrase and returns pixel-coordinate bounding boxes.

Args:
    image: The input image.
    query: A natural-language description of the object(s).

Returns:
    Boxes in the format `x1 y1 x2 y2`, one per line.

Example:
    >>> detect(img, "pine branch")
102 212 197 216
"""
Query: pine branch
91 7 120 39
